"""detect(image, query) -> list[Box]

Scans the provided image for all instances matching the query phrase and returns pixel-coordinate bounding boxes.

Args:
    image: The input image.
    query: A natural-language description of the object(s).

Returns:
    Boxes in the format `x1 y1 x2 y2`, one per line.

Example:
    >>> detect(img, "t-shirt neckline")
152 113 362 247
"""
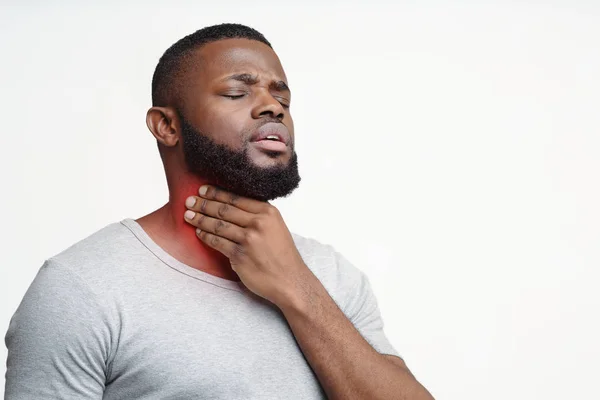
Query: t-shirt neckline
120 218 244 292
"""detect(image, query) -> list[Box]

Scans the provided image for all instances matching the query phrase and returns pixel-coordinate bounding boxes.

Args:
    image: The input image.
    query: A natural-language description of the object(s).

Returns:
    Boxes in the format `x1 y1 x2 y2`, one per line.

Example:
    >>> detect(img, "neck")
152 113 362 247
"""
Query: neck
138 171 238 281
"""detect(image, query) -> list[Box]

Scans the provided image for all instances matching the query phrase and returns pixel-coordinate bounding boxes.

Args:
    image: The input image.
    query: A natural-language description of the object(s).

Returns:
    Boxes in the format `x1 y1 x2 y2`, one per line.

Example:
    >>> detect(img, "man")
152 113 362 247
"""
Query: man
5 23 433 399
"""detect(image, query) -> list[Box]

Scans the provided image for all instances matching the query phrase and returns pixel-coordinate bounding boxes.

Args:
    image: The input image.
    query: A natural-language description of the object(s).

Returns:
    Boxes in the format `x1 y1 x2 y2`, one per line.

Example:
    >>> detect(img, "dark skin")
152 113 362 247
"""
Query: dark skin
177 38 294 169
141 38 434 400
138 39 295 281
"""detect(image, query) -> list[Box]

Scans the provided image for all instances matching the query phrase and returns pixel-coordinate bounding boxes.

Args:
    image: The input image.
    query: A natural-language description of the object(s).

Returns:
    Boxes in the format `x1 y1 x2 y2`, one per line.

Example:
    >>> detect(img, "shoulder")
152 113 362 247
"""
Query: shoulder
48 219 145 283
7 222 135 351
52 220 139 263
291 232 367 313
291 231 364 278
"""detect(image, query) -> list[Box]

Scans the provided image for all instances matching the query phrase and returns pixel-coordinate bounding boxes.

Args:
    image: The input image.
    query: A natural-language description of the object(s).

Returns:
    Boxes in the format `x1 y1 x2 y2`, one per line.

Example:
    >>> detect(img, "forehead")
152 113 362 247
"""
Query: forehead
193 38 287 83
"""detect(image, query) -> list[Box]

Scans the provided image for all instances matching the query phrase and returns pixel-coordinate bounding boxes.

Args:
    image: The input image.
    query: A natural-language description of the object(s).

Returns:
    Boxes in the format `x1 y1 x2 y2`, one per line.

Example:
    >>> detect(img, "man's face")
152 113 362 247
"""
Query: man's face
178 38 300 201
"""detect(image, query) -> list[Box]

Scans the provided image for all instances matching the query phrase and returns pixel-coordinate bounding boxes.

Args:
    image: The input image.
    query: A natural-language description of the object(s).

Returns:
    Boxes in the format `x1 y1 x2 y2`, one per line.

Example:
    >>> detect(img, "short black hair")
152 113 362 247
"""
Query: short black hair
151 23 272 107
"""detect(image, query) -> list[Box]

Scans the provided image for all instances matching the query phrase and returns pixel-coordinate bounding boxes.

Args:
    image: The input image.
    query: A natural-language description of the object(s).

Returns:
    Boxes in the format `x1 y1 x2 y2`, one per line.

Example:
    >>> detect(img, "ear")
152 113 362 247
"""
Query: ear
146 107 180 148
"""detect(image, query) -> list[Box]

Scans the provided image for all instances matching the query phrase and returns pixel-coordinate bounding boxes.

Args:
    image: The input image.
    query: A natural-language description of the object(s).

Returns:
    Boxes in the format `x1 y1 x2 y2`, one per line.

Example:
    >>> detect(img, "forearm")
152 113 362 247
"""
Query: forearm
279 272 433 400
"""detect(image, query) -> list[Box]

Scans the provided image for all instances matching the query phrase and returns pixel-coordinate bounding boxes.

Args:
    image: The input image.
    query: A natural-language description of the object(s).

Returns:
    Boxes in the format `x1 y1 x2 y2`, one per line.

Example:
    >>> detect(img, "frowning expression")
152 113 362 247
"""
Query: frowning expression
179 38 294 169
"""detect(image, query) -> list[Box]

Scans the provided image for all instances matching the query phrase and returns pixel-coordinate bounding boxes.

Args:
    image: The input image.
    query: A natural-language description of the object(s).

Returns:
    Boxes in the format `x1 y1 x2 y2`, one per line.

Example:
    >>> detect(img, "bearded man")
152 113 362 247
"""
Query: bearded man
5 23 433 400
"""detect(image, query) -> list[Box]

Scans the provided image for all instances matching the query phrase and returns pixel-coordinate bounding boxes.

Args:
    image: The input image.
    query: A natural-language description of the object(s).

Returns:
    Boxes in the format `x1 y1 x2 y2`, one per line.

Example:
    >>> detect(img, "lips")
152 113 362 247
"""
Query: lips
250 122 291 152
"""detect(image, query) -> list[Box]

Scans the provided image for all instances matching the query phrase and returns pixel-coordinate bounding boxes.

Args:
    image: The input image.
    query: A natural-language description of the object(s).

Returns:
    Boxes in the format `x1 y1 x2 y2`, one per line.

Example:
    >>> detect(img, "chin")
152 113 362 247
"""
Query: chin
251 153 292 169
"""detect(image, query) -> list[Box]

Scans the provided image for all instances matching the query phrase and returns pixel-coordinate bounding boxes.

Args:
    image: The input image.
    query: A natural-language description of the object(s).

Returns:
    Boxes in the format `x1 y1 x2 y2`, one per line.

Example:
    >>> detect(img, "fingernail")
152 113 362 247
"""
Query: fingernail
184 210 195 220
185 196 196 208
199 186 208 195
196 228 201 235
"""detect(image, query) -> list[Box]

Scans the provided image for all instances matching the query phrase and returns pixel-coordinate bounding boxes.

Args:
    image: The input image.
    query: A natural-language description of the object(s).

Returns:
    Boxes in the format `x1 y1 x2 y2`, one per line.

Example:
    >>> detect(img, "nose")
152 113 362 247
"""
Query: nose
251 90 285 120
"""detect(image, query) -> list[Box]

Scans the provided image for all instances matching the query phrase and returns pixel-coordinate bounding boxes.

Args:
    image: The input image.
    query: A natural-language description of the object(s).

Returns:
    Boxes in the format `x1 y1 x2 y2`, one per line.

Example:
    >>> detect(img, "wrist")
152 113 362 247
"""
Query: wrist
277 267 322 318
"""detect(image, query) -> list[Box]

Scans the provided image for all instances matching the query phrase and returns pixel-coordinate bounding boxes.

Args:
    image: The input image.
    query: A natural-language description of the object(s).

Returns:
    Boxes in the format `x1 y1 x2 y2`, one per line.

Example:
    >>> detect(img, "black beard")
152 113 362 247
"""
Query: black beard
179 116 301 202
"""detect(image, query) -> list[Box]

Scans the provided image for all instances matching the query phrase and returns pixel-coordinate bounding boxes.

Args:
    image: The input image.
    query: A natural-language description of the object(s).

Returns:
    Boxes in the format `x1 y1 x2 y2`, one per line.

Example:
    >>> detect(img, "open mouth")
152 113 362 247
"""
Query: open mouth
250 122 291 153
252 136 287 152
263 135 281 141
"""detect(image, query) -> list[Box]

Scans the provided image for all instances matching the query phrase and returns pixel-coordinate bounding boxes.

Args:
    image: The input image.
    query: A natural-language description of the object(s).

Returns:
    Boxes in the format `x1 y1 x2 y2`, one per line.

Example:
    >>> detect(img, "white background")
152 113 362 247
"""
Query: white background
1 1 599 399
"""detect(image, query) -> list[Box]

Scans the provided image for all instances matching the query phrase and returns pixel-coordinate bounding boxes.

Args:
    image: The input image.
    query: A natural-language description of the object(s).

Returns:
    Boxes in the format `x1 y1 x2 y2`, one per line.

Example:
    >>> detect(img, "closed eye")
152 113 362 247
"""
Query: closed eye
276 98 290 108
223 94 245 99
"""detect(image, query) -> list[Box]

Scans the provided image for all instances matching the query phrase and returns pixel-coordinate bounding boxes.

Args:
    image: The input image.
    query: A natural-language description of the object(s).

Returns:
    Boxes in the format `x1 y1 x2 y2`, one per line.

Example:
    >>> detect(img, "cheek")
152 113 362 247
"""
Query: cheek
286 117 295 143
201 108 248 148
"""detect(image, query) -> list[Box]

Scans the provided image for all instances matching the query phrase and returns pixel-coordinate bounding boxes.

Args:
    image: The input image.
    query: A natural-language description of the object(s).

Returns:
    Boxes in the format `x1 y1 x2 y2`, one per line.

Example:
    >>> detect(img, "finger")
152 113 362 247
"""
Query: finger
184 210 245 243
185 196 252 227
199 185 265 214
196 229 238 259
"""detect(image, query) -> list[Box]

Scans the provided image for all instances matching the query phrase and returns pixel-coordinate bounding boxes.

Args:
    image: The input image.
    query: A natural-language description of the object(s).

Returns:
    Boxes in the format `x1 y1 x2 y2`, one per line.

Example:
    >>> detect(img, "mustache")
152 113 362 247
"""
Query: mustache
242 118 288 142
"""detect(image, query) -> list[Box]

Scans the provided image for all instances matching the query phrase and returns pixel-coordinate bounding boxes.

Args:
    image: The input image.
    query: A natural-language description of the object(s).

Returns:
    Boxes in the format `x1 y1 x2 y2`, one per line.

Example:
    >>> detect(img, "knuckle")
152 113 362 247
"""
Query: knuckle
250 217 265 231
200 199 208 213
214 220 227 234
232 244 245 259
196 213 206 226
265 205 279 217
210 235 220 246
211 187 220 200
229 194 240 206
217 203 229 218
244 230 259 244
234 231 246 243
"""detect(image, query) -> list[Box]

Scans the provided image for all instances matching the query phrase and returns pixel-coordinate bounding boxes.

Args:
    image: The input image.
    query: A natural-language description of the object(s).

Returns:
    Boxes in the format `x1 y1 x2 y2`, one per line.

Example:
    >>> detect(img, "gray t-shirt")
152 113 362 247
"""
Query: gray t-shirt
5 219 399 399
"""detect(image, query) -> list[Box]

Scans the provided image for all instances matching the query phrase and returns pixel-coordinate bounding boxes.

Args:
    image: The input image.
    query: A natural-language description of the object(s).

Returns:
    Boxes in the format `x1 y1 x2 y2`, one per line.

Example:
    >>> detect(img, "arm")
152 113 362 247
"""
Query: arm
279 269 434 400
5 260 108 399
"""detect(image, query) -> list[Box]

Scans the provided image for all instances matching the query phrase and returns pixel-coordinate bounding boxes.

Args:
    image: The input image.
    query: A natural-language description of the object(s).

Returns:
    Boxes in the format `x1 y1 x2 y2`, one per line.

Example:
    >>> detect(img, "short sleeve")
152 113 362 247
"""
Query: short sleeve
335 252 402 359
4 260 110 399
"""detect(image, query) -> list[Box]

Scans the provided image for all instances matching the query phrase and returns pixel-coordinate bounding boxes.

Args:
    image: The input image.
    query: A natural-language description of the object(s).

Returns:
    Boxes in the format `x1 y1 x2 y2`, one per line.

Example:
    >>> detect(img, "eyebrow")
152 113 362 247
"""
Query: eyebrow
224 73 291 93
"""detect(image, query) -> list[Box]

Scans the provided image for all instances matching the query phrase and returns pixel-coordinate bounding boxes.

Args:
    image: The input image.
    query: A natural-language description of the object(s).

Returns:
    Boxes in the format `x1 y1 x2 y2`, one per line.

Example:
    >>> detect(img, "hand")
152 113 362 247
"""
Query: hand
183 185 313 309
